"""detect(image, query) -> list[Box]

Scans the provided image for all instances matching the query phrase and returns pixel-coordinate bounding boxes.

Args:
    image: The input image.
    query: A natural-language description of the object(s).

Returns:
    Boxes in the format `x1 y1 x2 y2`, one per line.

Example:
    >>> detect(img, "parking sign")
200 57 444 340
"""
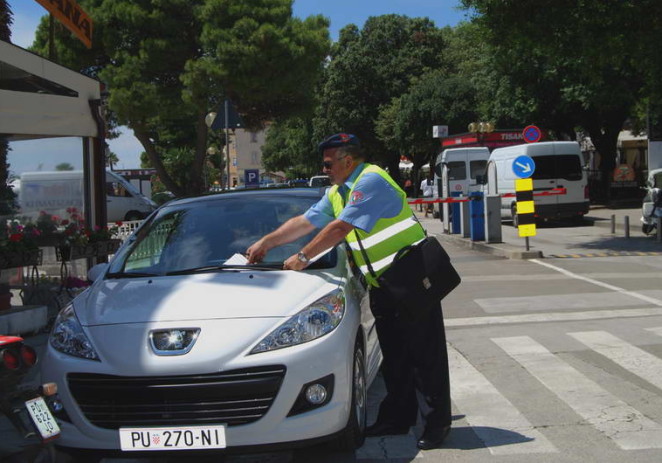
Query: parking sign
245 169 259 186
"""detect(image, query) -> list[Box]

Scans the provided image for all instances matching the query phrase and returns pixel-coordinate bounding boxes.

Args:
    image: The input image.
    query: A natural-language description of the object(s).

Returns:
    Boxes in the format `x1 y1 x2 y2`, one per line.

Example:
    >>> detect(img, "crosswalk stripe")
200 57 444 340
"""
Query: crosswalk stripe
448 346 557 455
569 331 662 391
645 326 662 337
493 335 662 450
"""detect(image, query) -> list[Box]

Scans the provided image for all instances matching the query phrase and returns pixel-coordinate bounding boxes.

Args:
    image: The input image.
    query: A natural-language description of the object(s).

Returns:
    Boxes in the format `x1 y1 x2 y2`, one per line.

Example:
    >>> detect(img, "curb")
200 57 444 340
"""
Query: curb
436 233 543 260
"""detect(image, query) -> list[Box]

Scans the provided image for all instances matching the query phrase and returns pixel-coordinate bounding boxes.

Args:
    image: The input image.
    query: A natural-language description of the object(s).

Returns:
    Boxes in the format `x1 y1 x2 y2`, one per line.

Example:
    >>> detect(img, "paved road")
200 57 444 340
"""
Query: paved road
9 207 662 463
295 235 662 463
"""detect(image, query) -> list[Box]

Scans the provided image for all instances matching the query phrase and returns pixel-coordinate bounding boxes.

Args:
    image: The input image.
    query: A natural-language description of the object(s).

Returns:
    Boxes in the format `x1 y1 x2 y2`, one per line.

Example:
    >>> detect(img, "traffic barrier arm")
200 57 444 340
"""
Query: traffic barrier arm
408 188 567 204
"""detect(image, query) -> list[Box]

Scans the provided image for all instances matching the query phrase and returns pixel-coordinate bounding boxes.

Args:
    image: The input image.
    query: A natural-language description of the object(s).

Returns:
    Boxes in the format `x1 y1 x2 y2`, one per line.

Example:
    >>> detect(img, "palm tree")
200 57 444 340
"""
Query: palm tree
106 152 119 170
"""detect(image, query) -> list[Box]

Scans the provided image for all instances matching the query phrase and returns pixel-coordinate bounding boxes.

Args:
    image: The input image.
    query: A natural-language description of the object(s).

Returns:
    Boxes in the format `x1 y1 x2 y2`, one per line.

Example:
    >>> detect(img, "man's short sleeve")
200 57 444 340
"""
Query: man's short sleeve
304 192 335 228
339 173 401 233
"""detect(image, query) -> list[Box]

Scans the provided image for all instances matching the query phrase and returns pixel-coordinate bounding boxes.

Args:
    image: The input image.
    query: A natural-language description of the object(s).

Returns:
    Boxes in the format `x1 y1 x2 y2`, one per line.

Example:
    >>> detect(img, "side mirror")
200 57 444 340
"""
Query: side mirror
87 263 109 282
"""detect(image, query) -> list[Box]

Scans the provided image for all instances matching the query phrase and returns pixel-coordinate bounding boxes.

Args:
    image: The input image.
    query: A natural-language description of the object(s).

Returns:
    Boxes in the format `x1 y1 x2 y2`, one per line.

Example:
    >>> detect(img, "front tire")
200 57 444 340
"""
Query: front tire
333 342 367 451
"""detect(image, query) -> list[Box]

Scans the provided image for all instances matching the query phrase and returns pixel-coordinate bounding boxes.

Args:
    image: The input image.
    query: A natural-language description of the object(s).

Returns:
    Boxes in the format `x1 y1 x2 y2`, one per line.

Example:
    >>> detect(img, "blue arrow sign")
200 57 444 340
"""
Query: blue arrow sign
512 155 535 178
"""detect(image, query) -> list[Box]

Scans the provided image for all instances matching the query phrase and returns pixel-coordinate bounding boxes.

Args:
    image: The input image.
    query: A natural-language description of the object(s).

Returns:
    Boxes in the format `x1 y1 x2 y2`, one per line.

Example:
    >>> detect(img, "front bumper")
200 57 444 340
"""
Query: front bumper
41 316 358 451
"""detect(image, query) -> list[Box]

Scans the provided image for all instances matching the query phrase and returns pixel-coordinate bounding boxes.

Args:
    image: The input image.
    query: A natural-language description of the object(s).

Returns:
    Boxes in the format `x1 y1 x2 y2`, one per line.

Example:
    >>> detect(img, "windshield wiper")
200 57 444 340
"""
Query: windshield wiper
106 271 159 279
165 263 283 276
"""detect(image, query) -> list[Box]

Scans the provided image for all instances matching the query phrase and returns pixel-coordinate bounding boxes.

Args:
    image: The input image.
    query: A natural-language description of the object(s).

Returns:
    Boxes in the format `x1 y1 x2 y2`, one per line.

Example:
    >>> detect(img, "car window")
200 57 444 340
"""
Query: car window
469 160 487 179
447 161 466 180
653 172 662 188
110 194 335 275
531 155 582 181
554 154 582 180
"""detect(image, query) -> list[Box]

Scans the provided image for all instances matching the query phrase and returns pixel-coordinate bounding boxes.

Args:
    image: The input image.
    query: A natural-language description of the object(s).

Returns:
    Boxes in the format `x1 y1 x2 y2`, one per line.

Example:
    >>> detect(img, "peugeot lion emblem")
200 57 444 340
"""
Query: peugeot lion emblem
149 328 200 356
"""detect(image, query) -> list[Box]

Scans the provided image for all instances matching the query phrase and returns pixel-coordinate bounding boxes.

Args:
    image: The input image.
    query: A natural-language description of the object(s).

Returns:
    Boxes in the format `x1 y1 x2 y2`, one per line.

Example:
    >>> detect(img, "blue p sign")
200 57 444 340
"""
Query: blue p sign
245 169 260 186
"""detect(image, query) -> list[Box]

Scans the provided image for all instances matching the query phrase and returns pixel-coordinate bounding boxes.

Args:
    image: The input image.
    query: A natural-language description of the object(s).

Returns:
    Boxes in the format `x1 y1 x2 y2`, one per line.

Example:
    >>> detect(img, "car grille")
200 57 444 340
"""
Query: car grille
67 366 286 429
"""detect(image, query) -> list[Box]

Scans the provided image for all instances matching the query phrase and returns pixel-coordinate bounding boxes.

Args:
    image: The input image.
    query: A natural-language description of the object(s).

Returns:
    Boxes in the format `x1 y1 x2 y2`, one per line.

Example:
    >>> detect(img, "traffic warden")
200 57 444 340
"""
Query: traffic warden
246 133 452 450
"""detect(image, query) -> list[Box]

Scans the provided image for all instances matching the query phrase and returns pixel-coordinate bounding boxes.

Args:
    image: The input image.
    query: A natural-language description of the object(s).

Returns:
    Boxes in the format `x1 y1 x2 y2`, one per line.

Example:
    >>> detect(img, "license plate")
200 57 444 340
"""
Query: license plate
24 397 61 441
119 425 226 451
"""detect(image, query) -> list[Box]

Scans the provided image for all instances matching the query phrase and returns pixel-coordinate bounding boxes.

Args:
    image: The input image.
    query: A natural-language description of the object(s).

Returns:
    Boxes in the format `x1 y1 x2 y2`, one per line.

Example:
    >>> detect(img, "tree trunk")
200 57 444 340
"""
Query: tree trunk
132 127 184 197
583 112 626 203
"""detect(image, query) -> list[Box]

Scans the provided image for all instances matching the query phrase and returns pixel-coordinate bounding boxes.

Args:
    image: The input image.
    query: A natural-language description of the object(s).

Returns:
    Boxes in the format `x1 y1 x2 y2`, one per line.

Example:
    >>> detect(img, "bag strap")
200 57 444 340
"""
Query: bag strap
340 192 379 278
340 190 427 279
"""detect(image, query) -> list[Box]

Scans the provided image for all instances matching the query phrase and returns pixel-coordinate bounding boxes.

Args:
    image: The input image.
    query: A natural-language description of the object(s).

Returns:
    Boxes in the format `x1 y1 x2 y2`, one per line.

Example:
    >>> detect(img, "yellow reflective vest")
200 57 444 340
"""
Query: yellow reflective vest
329 164 426 287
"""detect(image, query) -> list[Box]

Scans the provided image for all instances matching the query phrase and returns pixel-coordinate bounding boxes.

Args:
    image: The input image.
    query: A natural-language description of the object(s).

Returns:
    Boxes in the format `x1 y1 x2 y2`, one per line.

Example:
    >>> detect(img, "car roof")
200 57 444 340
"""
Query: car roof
163 187 325 208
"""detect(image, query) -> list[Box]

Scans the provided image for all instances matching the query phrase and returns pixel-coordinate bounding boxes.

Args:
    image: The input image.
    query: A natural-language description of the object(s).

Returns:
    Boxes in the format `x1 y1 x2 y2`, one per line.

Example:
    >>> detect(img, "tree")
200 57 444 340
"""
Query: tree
0 0 11 40
313 15 446 181
460 0 648 197
55 163 75 171
379 71 480 168
0 0 17 218
106 151 119 170
262 118 319 177
32 0 330 196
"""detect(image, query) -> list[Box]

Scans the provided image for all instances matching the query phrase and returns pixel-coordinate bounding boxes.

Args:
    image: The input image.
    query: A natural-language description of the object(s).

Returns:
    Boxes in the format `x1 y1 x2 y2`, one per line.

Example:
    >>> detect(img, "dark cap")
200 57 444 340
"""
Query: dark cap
318 133 360 153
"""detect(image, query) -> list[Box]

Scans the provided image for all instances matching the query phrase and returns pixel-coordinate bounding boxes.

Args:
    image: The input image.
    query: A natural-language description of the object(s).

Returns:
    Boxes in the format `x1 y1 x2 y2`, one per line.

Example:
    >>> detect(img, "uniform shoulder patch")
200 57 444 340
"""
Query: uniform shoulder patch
349 190 365 205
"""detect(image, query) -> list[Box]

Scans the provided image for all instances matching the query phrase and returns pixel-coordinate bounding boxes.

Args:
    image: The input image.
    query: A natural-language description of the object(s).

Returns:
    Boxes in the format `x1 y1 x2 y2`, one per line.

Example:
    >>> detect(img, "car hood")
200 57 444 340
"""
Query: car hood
76 270 343 327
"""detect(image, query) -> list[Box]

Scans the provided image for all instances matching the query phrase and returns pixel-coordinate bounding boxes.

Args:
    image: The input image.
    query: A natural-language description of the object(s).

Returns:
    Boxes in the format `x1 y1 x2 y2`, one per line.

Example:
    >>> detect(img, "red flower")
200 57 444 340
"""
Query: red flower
9 233 23 242
61 219 70 226
116 221 123 226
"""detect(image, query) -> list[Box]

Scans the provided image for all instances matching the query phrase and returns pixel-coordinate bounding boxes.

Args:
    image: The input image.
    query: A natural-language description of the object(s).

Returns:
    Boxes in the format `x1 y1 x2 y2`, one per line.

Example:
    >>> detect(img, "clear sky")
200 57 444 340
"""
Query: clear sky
6 0 468 175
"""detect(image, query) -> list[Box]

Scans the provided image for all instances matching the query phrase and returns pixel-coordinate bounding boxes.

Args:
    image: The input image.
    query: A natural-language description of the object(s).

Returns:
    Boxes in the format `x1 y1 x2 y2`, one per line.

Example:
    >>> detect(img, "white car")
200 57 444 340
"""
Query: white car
41 189 381 458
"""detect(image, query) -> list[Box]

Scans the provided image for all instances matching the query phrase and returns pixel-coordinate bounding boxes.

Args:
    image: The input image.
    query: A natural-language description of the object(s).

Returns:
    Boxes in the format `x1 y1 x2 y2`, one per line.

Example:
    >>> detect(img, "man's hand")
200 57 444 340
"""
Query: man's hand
283 253 308 271
246 239 269 264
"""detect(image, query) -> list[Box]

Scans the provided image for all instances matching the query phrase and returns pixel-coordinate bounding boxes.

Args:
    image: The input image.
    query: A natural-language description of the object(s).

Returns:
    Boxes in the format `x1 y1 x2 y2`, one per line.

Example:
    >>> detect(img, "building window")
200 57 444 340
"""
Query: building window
250 132 258 143
251 151 258 164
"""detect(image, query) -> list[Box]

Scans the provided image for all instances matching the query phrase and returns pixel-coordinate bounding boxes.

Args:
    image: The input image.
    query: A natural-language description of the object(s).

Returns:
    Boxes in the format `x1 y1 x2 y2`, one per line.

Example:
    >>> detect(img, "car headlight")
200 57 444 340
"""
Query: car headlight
50 304 100 361
250 289 345 354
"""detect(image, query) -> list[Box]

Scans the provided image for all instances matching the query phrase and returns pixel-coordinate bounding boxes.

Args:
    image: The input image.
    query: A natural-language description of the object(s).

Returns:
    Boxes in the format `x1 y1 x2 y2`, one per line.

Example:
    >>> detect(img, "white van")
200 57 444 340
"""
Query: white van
433 148 489 219
486 141 589 224
434 147 490 197
19 170 156 222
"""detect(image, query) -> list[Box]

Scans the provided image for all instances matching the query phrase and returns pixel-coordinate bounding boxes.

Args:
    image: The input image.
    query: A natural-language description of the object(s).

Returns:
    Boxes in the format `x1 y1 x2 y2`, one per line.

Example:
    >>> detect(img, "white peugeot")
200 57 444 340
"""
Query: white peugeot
41 189 381 458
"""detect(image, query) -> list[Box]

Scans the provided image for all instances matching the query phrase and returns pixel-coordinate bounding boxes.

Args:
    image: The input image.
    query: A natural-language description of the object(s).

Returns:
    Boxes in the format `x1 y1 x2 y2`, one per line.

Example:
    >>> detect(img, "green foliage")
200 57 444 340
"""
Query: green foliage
0 137 17 218
55 163 75 171
30 0 330 197
460 0 649 171
381 71 480 168
0 0 12 41
262 118 319 177
313 15 446 176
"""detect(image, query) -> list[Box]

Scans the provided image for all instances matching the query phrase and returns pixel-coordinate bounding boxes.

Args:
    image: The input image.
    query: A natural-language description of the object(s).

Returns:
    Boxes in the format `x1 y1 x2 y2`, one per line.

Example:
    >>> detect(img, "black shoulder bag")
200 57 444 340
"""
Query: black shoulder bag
353 224 461 321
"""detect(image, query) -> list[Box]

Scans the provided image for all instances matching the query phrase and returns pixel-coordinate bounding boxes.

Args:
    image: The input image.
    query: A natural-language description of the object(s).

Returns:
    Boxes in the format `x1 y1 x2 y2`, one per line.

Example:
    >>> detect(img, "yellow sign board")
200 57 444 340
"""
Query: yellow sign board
515 178 533 191
35 0 93 49
516 201 535 214
518 223 537 237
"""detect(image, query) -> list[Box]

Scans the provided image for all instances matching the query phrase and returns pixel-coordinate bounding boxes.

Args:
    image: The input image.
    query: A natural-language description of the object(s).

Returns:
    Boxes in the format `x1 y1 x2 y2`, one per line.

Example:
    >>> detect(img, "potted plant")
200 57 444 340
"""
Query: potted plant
0 223 42 270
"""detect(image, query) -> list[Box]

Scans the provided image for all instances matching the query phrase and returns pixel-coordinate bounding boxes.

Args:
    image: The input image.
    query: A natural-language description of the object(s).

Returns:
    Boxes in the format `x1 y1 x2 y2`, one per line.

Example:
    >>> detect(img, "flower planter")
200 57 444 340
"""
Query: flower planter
0 249 43 269
32 235 65 247
56 239 122 262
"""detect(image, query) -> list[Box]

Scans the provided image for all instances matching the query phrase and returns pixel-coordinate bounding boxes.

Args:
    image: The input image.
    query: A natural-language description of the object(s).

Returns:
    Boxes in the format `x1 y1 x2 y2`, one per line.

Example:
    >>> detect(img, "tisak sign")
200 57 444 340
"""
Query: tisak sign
35 0 93 49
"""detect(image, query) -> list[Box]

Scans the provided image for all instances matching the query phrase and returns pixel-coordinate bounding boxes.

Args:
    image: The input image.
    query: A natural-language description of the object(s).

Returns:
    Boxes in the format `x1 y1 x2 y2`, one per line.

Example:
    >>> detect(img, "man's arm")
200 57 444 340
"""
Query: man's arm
283 218 354 270
247 215 315 263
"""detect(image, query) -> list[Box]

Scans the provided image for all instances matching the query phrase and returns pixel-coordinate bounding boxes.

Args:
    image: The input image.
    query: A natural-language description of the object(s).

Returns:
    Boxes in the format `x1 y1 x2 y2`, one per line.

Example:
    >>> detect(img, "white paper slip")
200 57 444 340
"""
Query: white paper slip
224 253 249 265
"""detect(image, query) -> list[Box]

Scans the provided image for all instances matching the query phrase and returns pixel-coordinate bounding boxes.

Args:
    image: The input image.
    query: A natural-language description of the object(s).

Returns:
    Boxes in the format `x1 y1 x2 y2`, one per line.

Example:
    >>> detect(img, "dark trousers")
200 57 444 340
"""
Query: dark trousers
369 286 451 429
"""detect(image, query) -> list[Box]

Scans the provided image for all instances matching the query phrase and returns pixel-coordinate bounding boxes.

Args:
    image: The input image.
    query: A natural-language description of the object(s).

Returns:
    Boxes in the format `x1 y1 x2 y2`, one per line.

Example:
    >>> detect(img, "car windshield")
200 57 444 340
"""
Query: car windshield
107 193 335 276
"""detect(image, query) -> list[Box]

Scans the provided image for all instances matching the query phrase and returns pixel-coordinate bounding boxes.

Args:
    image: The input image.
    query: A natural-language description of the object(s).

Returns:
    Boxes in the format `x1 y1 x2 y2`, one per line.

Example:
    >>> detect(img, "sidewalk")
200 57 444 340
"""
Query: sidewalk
414 204 662 259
